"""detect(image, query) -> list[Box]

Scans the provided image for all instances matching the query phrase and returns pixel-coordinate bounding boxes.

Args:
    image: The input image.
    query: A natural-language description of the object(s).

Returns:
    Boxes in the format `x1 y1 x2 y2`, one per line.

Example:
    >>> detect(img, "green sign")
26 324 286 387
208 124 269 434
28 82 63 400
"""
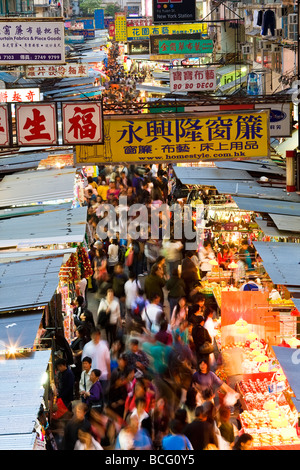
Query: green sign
149 106 185 114
158 39 213 55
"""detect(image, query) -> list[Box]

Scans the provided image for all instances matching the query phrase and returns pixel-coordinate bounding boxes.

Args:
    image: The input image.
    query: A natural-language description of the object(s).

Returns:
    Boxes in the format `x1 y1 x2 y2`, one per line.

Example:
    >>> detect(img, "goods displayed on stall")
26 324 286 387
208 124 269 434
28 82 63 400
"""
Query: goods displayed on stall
58 244 93 342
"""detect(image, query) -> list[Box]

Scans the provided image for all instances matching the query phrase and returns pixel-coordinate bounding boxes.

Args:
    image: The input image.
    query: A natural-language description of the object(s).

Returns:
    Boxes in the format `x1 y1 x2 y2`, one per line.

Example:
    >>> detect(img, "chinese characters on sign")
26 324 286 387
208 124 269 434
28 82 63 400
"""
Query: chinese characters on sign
170 68 217 92
16 103 58 146
126 23 208 41
0 88 40 103
62 103 103 145
0 20 65 64
25 64 88 79
0 105 10 146
75 112 269 165
114 13 127 42
159 39 213 55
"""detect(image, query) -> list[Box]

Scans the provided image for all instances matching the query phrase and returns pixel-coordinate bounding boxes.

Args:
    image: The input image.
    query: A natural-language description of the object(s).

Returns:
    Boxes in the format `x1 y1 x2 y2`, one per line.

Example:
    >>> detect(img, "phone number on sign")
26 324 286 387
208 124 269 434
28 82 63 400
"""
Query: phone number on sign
0 54 62 61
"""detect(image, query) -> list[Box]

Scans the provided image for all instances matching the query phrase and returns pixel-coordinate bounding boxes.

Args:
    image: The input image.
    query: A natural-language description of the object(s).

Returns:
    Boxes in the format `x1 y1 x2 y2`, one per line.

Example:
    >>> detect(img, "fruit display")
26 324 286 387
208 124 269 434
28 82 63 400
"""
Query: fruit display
238 377 288 411
269 299 295 306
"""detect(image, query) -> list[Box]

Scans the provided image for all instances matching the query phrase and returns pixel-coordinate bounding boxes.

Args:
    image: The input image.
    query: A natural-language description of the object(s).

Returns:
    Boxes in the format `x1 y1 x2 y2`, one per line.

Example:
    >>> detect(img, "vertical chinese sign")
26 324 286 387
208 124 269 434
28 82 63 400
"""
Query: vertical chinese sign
62 102 103 145
0 105 10 147
115 12 127 42
0 20 65 65
16 103 58 146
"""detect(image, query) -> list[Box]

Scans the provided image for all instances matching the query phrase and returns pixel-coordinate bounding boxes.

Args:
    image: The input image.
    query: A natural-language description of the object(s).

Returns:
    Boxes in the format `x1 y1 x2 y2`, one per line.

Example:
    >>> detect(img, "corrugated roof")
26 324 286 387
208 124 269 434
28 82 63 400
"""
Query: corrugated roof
255 218 299 238
253 241 300 286
233 196 300 217
214 182 300 202
174 166 252 182
269 214 300 233
215 160 286 176
0 311 43 349
0 256 64 311
0 168 77 208
0 206 87 248
0 350 51 450
272 346 300 409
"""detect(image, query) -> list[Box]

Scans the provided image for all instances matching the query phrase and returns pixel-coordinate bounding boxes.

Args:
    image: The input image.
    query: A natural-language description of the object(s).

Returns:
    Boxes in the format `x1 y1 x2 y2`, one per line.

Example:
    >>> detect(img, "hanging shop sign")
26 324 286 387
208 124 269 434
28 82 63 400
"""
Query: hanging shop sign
153 0 196 24
128 41 150 55
184 103 292 138
109 23 115 39
115 12 127 42
0 88 40 103
15 103 58 146
62 102 103 145
159 39 213 55
75 111 270 165
0 19 65 64
170 67 217 92
0 100 103 148
25 64 89 79
127 22 207 41
0 105 10 147
150 33 201 55
94 9 105 30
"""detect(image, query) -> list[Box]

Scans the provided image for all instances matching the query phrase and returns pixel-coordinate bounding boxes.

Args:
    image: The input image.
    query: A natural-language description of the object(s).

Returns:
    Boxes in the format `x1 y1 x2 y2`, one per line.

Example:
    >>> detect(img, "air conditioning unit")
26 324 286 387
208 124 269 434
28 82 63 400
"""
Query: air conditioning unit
271 44 281 53
241 44 252 54
275 28 283 38
262 42 272 51
288 13 298 25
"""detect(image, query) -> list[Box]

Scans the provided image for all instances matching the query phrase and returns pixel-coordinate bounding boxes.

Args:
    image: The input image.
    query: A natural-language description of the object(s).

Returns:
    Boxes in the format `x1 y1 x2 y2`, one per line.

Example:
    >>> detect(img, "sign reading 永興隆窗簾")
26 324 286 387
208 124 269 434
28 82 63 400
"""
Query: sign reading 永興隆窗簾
75 111 270 165
0 19 65 64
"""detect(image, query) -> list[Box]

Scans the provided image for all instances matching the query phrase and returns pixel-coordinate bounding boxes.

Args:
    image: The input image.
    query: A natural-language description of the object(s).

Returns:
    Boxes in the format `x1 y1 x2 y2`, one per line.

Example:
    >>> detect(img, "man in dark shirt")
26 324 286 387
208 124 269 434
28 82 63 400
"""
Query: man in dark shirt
184 405 218 450
55 358 74 408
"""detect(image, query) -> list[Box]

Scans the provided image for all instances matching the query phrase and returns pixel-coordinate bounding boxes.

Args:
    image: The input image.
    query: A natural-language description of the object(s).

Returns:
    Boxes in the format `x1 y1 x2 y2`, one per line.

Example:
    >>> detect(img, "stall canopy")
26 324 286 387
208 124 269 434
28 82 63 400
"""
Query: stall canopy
213 182 300 202
268 214 300 233
233 197 300 217
0 255 64 312
255 218 299 238
272 346 300 411
0 168 77 209
0 206 87 248
0 350 51 450
0 311 44 350
253 241 300 286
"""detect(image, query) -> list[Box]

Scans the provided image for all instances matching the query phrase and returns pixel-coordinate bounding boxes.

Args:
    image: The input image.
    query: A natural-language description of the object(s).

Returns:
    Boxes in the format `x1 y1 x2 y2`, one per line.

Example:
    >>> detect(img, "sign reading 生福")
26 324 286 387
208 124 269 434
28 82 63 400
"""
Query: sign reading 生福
0 19 65 64
75 111 270 165
170 68 217 92
62 102 103 145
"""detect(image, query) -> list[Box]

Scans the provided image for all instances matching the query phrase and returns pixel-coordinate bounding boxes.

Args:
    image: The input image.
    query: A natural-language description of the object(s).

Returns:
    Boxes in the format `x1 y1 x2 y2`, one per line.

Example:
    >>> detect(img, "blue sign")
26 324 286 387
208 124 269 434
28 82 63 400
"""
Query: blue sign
94 9 105 29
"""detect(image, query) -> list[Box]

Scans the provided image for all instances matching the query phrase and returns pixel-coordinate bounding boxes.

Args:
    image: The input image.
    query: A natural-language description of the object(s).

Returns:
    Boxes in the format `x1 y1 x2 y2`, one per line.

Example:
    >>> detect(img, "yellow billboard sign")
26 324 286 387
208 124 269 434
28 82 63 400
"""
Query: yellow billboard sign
127 23 208 41
75 111 269 165
115 13 127 42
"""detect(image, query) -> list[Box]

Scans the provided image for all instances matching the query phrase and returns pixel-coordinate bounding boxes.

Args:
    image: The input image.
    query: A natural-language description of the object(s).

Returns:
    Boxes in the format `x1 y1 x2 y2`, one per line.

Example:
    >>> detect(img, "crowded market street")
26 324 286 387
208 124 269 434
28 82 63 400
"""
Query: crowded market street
1 2 300 457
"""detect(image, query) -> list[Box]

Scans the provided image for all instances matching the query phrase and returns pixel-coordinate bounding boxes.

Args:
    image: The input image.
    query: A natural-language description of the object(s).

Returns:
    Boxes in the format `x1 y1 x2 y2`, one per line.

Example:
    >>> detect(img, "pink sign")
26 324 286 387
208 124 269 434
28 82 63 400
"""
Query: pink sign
170 67 217 92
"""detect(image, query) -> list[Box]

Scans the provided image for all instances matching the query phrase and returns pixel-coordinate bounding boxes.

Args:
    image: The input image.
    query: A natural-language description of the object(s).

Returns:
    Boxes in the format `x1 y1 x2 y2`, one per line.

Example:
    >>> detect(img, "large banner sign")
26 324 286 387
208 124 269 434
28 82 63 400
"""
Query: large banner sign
153 0 196 24
75 111 270 165
0 20 65 64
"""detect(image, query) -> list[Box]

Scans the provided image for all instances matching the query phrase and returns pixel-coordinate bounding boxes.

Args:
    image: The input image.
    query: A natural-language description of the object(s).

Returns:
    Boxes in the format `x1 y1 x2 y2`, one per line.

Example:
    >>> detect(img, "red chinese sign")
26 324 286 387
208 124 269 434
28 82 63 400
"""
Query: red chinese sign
62 102 103 145
16 103 58 146
0 105 10 146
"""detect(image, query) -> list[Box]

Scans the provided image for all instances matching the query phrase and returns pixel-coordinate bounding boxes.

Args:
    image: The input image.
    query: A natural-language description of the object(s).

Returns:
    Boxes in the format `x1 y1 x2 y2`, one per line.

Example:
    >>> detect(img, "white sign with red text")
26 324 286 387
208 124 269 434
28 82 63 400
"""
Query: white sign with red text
62 102 103 145
0 105 10 146
170 67 217 92
16 103 58 146
0 88 40 103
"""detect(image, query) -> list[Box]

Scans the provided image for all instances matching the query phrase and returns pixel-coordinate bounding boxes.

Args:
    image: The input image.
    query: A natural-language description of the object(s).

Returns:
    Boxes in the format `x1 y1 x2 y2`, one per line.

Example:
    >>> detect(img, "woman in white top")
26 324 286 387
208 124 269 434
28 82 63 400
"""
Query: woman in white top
107 239 119 273
204 307 217 368
97 289 121 347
